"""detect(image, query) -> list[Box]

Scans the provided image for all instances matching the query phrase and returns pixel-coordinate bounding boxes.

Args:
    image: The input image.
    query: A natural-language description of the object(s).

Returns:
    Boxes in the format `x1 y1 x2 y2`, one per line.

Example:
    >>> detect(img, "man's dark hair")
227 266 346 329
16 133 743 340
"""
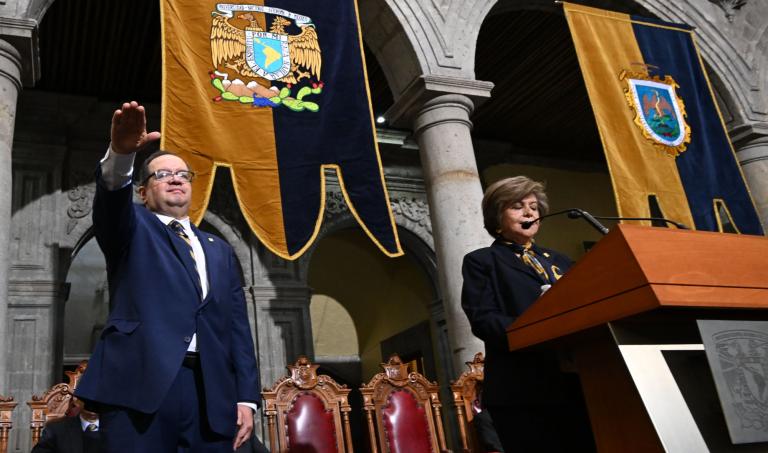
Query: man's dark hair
137 150 191 185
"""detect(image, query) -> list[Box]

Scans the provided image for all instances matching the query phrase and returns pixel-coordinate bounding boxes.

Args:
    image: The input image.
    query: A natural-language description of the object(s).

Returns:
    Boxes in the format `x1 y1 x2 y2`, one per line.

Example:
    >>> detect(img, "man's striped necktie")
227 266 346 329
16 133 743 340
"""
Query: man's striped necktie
169 220 203 293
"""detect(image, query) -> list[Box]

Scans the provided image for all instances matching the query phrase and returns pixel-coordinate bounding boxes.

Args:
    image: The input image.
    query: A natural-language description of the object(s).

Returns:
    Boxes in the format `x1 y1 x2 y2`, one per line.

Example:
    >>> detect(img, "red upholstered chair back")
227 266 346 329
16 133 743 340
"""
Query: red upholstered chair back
285 393 338 453
360 354 448 453
450 352 486 453
262 356 354 453
381 388 433 453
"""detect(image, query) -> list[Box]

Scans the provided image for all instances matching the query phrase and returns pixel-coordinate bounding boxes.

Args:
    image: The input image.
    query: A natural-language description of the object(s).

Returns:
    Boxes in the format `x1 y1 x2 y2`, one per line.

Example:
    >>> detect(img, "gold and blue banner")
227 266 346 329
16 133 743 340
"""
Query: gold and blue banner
161 0 403 259
564 3 764 235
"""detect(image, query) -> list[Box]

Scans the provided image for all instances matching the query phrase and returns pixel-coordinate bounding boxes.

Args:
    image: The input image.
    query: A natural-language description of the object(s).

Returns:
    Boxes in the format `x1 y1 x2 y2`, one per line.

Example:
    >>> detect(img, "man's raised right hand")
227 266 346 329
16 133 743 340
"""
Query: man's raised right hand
111 101 161 155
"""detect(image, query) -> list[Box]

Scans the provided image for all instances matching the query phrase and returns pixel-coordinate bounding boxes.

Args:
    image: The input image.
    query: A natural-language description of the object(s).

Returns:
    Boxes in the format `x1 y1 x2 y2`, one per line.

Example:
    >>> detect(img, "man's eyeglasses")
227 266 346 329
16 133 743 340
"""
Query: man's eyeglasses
145 169 195 183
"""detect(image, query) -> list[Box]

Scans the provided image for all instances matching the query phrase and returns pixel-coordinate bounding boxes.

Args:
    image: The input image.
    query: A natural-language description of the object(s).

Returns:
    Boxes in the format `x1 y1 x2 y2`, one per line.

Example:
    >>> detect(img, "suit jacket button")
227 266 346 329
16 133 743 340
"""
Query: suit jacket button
184 336 192 343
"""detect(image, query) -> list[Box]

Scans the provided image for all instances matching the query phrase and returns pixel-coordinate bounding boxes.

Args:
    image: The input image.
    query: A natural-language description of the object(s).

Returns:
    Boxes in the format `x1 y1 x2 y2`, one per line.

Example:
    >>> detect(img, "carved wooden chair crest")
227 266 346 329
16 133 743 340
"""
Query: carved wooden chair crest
360 354 448 453
262 356 354 452
0 395 17 453
27 360 88 445
450 352 485 453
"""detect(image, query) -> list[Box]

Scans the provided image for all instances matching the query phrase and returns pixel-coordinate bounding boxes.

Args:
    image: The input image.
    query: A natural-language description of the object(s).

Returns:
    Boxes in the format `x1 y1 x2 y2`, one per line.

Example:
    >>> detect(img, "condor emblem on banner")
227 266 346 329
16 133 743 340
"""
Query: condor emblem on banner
621 70 691 157
210 3 323 112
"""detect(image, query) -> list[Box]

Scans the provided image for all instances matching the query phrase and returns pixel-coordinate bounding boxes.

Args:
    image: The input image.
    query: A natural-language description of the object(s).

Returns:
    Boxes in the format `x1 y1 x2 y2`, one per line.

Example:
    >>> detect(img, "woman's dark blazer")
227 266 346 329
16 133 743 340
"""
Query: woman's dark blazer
461 239 573 406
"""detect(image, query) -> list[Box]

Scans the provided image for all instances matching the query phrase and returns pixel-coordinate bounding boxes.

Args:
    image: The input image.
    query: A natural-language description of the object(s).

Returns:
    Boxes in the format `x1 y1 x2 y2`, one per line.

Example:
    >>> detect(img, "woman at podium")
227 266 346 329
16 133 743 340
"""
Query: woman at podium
461 176 594 452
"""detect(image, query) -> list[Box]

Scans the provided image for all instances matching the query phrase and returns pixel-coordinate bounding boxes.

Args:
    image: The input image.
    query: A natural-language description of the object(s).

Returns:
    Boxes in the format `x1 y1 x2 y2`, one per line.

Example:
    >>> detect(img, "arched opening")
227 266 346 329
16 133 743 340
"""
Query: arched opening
60 219 244 375
63 237 108 368
309 294 359 378
307 225 436 450
308 227 434 381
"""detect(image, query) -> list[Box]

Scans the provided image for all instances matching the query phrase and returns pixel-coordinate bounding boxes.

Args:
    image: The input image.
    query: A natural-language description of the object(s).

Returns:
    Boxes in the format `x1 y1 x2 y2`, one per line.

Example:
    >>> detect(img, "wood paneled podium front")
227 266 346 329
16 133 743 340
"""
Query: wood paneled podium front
507 225 768 453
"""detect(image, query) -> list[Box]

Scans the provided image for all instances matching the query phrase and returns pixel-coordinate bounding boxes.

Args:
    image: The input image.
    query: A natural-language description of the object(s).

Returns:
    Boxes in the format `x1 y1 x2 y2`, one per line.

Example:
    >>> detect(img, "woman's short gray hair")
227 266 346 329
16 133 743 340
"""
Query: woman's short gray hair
481 176 549 237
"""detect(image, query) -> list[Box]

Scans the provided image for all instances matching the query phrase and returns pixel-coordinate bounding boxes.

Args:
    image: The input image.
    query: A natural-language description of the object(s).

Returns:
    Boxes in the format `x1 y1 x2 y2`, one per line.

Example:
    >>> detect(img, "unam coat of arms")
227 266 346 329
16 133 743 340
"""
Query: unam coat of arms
209 3 323 112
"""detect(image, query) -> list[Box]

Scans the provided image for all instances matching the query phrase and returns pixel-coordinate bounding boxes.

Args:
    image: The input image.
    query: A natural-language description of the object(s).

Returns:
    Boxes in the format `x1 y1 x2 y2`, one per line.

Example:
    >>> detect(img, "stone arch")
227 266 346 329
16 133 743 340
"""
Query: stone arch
303 194 454 364
198 210 264 363
56 177 97 283
299 191 438 298
27 0 58 21
358 0 498 100
752 22 768 118
301 191 462 445
61 233 108 362
202 210 251 285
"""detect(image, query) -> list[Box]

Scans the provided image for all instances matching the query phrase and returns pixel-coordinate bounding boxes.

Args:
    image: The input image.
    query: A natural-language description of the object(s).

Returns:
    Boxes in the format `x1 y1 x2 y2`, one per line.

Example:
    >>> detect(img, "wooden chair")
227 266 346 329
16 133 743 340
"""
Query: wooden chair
450 352 485 453
360 354 448 453
27 360 88 445
262 356 354 452
0 395 17 453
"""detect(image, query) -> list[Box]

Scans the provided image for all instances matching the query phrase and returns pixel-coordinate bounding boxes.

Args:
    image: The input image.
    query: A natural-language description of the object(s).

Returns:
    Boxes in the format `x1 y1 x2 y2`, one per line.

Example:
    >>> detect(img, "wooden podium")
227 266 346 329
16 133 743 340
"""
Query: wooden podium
507 225 768 452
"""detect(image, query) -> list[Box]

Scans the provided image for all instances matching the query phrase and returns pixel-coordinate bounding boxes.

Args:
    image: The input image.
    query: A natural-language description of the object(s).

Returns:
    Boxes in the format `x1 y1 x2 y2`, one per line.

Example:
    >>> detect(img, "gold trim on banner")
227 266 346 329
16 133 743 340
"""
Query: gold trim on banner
351 0 403 257
161 0 404 260
563 4 695 34
562 1 695 228
690 36 767 234
713 198 741 234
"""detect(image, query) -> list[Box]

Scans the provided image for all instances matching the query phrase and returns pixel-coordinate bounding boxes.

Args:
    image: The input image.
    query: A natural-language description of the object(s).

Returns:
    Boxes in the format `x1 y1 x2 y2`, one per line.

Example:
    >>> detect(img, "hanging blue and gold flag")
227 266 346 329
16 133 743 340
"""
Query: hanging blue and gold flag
564 2 764 235
161 0 403 259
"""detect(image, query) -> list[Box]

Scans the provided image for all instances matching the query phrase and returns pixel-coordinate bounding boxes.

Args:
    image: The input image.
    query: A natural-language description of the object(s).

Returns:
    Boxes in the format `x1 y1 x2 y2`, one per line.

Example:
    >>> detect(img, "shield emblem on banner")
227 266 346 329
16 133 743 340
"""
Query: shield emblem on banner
622 71 691 157
629 79 685 144
244 30 291 80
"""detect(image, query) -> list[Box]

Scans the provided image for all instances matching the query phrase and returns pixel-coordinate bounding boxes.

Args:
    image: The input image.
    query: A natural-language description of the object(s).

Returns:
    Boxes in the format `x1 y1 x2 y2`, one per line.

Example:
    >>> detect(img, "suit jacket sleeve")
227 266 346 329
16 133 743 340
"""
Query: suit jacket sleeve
228 248 261 405
461 252 516 352
93 166 136 262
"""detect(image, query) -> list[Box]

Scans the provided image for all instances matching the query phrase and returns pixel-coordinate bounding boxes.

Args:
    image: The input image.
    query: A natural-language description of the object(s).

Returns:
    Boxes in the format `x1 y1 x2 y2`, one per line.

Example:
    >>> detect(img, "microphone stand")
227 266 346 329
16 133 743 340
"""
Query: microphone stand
567 209 610 235
521 208 609 235
589 214 688 230
522 208 687 236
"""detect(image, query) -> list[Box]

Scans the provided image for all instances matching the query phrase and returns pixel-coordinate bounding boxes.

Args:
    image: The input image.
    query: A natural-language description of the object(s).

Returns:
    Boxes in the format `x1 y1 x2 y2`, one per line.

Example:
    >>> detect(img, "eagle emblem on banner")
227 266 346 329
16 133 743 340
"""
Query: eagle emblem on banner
209 3 323 112
621 70 691 157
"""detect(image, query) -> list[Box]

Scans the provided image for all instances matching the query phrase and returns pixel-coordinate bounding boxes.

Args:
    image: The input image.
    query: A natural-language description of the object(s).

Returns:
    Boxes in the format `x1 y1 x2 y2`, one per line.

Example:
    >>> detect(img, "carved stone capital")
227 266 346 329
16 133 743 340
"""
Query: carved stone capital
324 191 347 216
324 190 434 249
0 17 39 86
387 75 493 128
729 122 768 149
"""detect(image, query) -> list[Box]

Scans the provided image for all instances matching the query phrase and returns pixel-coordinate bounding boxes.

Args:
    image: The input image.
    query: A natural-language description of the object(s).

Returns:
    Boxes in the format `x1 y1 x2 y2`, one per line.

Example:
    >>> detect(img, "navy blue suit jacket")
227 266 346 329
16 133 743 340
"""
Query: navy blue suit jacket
32 416 98 453
76 173 260 437
461 240 575 406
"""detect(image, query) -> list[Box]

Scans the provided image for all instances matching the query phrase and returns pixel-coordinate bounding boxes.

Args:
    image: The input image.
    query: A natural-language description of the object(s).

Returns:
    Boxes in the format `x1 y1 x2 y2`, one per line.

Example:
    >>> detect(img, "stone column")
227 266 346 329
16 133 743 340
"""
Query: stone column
732 125 768 231
0 39 22 392
413 94 489 371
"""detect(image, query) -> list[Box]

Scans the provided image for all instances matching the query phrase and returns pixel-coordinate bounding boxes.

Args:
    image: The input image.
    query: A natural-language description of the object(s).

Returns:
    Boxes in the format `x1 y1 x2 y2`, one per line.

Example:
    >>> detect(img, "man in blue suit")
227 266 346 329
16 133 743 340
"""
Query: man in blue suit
75 101 261 451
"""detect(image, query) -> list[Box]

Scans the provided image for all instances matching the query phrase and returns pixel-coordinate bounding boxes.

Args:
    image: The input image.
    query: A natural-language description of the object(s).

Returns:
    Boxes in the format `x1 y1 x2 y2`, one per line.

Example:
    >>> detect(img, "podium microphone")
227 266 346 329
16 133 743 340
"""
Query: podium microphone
521 208 688 236
521 208 609 234
520 208 603 231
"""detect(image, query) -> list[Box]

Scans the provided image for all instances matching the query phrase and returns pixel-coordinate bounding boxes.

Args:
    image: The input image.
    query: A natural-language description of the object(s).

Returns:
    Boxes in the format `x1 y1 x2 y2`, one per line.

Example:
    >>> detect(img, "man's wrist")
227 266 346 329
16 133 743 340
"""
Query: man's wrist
237 402 258 413
100 144 136 190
